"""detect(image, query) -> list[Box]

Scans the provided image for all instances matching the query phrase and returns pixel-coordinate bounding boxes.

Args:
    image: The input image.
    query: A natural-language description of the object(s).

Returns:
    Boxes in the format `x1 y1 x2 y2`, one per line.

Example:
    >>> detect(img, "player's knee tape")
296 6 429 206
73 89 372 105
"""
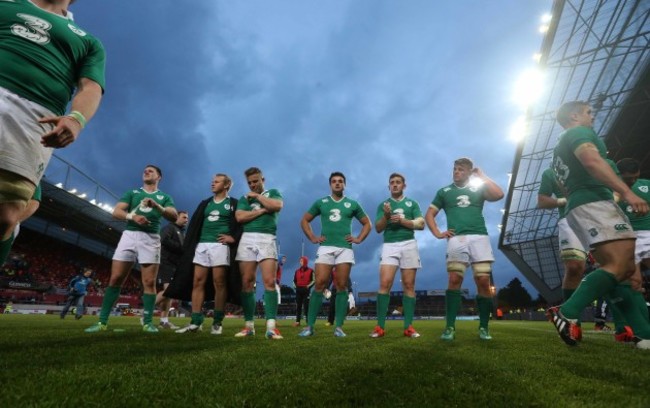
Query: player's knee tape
560 248 586 262
0 170 34 204
447 262 467 277
472 262 492 277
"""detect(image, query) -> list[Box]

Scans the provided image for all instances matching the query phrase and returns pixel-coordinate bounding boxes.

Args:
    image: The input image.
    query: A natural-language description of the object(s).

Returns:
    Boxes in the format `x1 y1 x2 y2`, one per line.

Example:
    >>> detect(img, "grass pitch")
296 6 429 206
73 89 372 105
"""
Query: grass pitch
1 315 650 407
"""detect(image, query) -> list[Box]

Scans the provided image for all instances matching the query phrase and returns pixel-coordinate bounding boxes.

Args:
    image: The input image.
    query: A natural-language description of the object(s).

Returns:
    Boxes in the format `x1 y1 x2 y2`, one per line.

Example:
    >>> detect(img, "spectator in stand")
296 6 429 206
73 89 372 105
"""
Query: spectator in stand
293 256 314 327
60 267 94 320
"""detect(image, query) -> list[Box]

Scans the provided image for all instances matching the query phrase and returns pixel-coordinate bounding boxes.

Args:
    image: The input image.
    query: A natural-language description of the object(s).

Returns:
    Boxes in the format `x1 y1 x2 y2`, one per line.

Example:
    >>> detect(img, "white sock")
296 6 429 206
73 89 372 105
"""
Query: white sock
160 317 168 324
266 319 276 330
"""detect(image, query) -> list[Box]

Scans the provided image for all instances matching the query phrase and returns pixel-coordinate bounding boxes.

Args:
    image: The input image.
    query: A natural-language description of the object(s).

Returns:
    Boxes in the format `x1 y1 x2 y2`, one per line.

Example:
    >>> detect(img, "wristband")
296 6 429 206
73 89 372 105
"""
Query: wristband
67 111 87 128
556 198 567 207
126 212 134 221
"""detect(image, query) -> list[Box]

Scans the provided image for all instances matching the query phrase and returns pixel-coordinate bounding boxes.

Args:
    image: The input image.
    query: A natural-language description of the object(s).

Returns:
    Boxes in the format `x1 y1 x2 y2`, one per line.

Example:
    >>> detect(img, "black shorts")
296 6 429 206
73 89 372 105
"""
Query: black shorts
157 263 176 288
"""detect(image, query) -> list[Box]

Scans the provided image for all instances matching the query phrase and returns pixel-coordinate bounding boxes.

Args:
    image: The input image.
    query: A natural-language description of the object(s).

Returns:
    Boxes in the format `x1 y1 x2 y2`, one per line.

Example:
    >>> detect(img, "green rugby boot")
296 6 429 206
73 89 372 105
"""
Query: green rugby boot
84 322 107 333
479 327 492 340
440 327 455 341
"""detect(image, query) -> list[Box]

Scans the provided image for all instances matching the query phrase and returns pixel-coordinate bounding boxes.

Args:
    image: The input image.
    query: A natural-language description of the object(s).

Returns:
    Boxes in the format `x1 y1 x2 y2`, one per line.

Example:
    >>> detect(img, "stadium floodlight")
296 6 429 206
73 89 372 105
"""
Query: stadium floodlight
68 188 77 194
512 68 544 109
78 193 87 199
509 115 528 142
539 24 549 33
532 53 542 62
90 199 96 205
541 13 552 24
55 182 63 188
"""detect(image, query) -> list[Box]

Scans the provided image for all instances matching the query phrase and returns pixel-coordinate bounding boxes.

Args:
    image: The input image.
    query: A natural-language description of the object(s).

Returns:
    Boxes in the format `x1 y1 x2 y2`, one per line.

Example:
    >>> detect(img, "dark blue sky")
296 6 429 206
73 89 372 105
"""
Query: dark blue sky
53 1 553 297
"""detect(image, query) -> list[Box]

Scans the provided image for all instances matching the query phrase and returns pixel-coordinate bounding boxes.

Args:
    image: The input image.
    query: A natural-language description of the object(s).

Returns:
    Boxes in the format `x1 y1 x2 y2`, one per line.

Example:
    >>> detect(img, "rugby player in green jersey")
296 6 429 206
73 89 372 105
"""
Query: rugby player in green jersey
537 168 587 307
614 158 650 338
299 172 371 337
546 101 650 348
234 167 284 340
425 158 504 341
370 173 425 339
0 0 105 266
176 174 238 335
86 166 178 333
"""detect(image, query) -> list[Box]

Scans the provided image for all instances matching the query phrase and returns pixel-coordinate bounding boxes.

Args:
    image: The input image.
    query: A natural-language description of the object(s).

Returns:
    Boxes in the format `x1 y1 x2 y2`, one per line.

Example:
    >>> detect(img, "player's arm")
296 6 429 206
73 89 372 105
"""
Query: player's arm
474 167 504 202
375 202 391 233
393 215 425 231
347 215 372 244
40 78 103 148
235 208 267 223
425 205 453 239
113 202 149 226
537 194 565 209
300 212 325 244
575 143 649 215
253 193 283 213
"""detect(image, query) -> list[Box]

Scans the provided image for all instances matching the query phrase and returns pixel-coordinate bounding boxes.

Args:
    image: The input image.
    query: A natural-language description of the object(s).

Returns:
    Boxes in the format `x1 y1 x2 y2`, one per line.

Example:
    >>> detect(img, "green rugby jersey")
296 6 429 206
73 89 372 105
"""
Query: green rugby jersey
199 197 233 243
307 195 367 249
237 189 282 235
431 183 488 236
375 196 422 243
120 188 175 234
539 167 566 218
0 0 106 115
552 126 613 211
618 179 650 231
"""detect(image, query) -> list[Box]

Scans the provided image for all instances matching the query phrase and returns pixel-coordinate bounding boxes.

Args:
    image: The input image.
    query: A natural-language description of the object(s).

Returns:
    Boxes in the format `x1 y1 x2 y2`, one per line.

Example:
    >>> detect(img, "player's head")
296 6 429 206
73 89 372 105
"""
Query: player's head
212 173 233 194
329 172 346 195
453 158 473 184
388 173 406 195
82 267 93 277
244 167 264 193
299 256 309 267
176 210 189 227
143 165 162 184
616 158 641 187
556 101 593 129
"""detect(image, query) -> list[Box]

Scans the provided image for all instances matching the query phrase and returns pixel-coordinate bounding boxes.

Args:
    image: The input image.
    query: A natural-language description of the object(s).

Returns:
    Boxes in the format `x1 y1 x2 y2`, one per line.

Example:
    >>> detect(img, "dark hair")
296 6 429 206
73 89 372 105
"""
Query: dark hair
389 173 405 183
616 158 640 175
244 167 262 178
329 172 346 184
453 158 473 169
145 164 162 177
178 210 188 215
556 101 589 127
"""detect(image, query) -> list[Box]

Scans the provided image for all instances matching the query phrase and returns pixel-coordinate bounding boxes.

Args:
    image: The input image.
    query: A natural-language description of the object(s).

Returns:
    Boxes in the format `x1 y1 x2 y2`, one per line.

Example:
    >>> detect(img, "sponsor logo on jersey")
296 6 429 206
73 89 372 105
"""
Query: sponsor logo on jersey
405 201 412 207
344 202 351 208
456 195 471 208
469 186 478 192
322 198 329 203
68 24 86 36
156 195 164 200
225 203 230 210
640 186 649 193
443 187 451 192
614 223 630 231
207 210 220 222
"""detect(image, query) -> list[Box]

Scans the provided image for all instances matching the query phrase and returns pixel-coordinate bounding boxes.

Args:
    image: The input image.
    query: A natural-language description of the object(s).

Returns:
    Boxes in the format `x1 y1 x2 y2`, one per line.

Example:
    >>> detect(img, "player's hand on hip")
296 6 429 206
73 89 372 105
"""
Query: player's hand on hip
39 116 81 148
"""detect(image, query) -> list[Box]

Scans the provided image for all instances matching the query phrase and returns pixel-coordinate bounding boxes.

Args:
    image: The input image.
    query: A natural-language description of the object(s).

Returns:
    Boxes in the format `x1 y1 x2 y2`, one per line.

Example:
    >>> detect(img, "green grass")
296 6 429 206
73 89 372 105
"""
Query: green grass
1 315 650 407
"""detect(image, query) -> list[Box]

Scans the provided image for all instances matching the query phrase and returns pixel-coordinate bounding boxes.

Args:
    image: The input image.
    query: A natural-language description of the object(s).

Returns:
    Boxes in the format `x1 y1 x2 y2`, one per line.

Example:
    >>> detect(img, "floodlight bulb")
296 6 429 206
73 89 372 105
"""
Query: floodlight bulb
541 13 552 23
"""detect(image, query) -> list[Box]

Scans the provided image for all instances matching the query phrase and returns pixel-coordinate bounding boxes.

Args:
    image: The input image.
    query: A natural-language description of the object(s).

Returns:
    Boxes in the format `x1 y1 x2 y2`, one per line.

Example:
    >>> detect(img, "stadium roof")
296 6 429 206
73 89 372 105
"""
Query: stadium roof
22 155 124 257
499 0 650 302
